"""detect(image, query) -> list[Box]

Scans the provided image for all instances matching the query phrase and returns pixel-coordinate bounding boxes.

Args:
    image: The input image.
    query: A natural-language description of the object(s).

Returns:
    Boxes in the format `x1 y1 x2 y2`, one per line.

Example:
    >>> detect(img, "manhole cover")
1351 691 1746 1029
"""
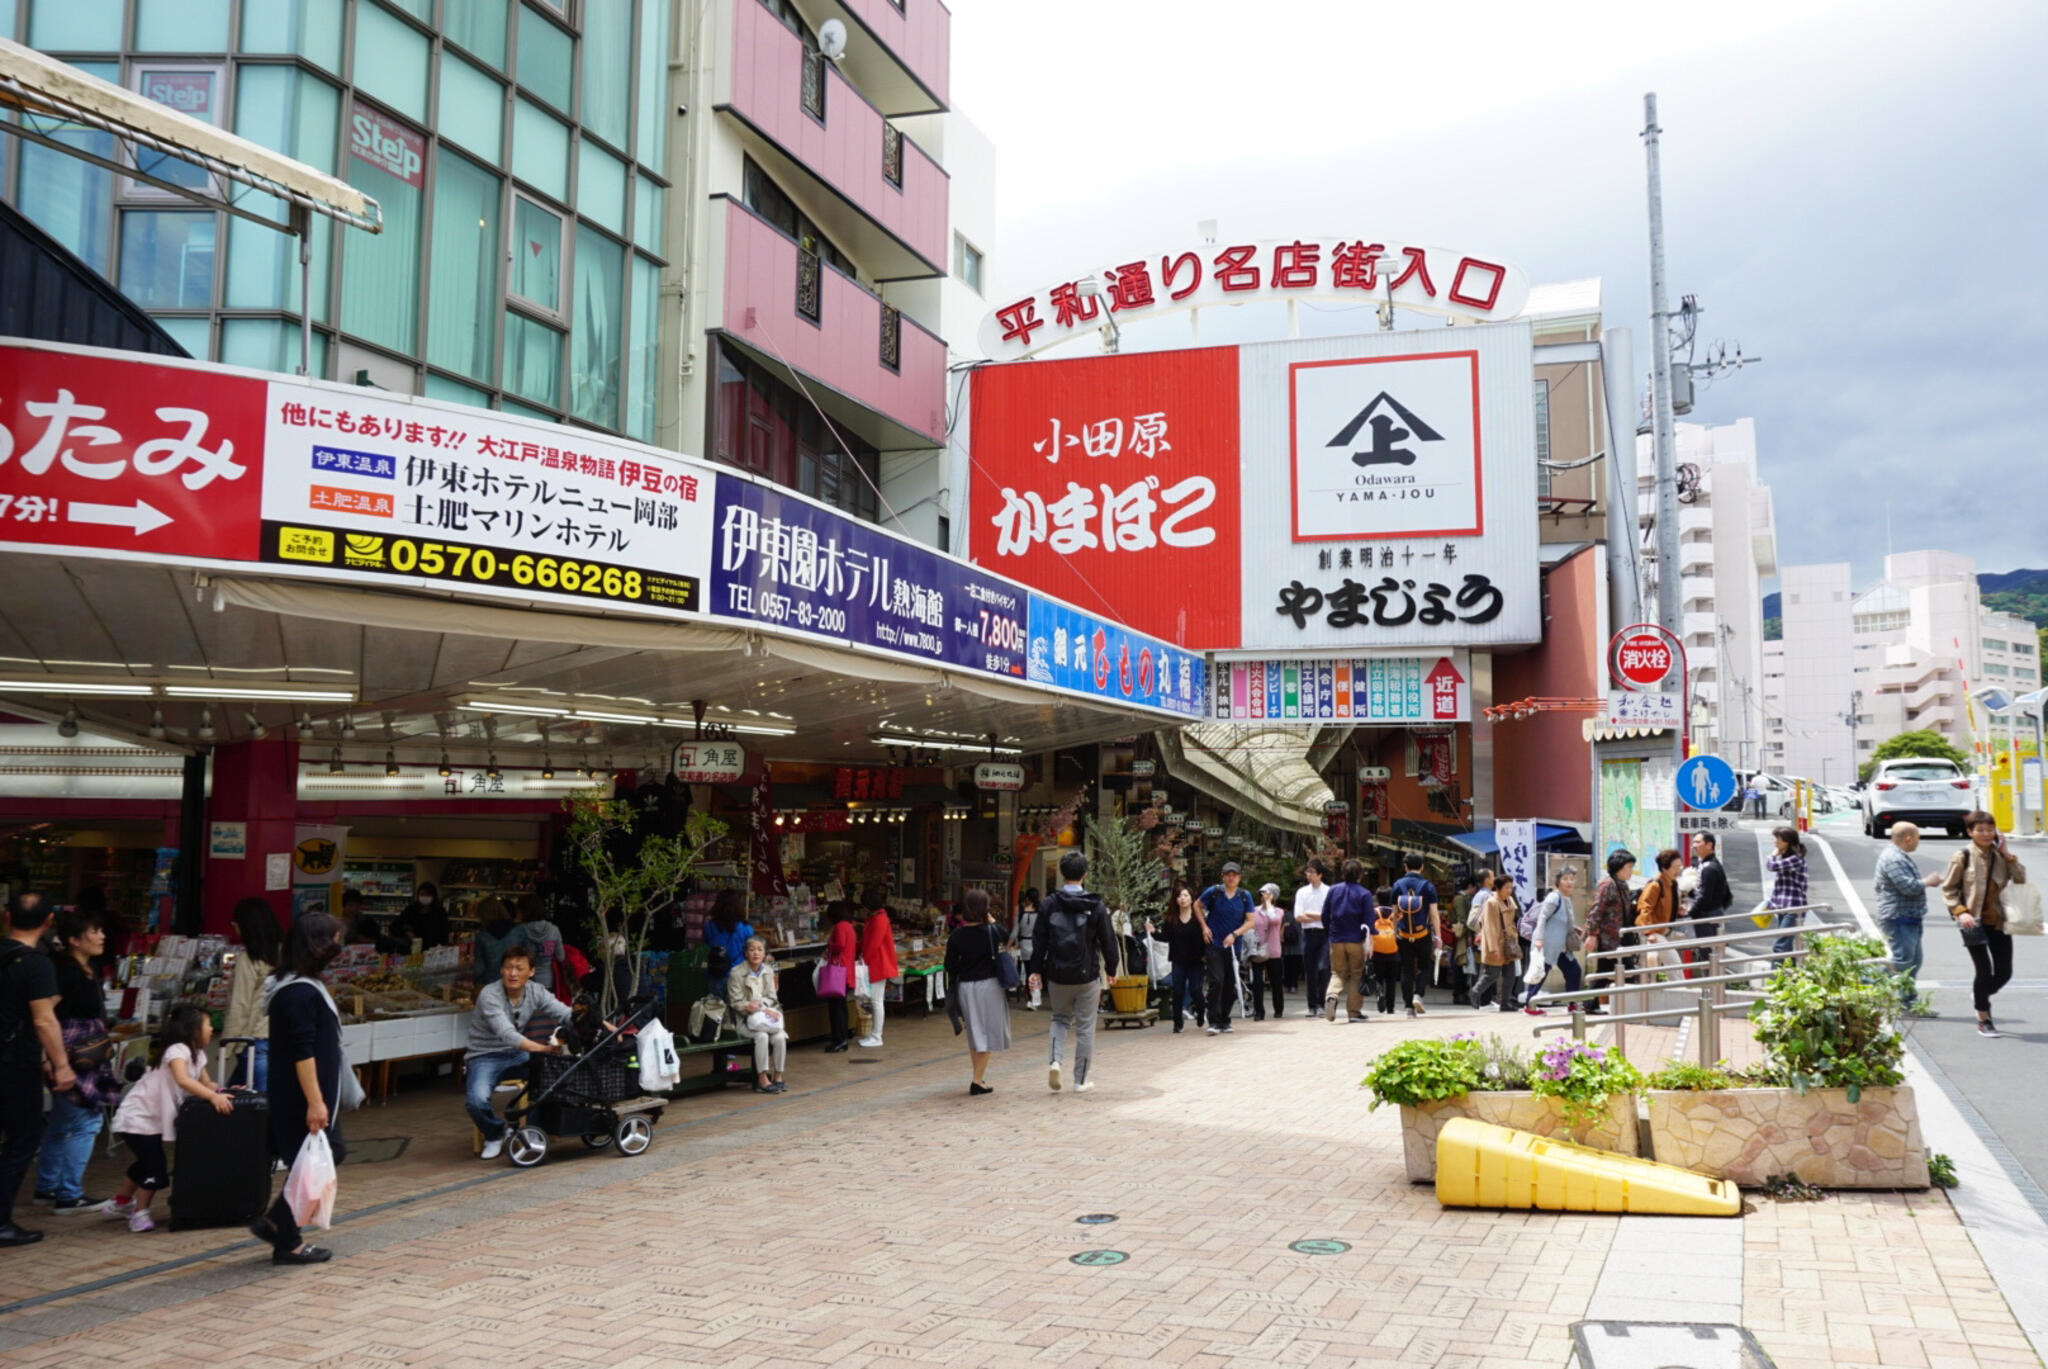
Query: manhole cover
1076 1213 1118 1225
1572 1322 1775 1369
1069 1250 1128 1267
1289 1239 1350 1255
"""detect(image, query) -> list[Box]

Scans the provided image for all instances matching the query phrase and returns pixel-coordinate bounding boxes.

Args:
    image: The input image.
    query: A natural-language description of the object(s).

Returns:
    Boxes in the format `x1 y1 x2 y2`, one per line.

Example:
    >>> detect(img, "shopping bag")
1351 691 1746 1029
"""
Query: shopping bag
1747 899 1774 930
637 1019 682 1092
283 1132 338 1232
854 961 871 996
815 961 848 997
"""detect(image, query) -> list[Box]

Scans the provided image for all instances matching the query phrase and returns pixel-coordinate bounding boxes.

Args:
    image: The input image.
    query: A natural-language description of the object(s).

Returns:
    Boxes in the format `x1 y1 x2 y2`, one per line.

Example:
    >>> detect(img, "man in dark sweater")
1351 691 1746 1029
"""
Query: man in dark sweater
1026 852 1119 1092
1689 834 1734 948
1197 863 1256 1034
1320 860 1375 1023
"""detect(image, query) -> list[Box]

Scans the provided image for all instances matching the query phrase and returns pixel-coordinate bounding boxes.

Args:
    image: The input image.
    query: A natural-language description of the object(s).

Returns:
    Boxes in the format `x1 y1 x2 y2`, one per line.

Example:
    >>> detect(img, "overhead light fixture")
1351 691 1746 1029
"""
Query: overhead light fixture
0 679 151 696
541 756 555 779
384 748 400 777
774 813 786 827
486 754 501 780
458 701 566 718
147 707 166 741
438 752 452 777
295 715 314 740
163 686 355 702
244 711 269 741
340 715 358 739
872 734 1022 756
328 746 344 774
196 707 216 743
603 753 614 771
57 708 79 739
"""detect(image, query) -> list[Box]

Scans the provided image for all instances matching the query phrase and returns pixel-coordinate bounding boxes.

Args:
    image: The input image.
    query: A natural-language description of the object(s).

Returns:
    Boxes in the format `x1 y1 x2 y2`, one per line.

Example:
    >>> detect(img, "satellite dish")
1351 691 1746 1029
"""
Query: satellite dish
818 19 847 60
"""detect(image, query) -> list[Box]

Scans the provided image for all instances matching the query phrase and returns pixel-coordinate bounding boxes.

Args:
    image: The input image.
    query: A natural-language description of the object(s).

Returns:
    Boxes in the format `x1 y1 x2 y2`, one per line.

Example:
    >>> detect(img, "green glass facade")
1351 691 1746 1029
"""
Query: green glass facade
0 0 669 442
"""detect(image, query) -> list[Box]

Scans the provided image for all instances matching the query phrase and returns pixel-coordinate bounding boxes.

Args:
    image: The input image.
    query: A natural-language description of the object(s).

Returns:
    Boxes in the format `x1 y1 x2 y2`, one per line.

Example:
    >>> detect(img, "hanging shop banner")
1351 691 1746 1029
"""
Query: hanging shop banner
966 324 1538 654
968 345 1241 648
1025 593 1208 718
672 741 747 784
259 388 711 614
974 761 1026 791
1207 653 1469 724
711 478 1028 680
1494 820 1537 904
977 238 1530 363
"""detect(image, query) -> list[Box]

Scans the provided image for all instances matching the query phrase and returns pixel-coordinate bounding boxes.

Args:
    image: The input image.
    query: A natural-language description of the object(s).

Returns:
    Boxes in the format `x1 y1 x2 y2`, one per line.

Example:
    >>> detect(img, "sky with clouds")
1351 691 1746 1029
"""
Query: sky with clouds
947 0 2048 589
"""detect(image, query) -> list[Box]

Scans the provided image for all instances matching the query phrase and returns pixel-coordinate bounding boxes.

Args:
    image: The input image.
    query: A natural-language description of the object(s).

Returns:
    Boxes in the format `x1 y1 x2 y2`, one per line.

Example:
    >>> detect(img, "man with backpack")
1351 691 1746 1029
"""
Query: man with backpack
1027 852 1118 1092
1 892 70 1247
1196 863 1257 1035
1390 854 1439 1018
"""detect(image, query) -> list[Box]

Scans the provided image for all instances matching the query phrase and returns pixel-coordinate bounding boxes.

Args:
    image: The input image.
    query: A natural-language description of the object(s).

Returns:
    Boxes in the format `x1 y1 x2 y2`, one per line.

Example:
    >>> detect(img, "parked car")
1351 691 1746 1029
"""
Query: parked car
1860 758 1975 838
1823 785 1860 815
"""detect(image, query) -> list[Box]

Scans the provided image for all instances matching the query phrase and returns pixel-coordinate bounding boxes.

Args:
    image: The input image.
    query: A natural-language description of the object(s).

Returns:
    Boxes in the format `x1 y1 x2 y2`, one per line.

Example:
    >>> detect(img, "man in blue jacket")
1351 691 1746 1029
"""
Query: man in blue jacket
1320 860 1374 1023
1197 863 1255 1034
1389 853 1439 1018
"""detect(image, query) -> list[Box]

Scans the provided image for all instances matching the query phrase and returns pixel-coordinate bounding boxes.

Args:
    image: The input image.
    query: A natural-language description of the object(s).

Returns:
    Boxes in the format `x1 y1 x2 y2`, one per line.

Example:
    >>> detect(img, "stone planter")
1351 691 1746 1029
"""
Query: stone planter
1645 1085 1928 1188
1398 1093 1640 1183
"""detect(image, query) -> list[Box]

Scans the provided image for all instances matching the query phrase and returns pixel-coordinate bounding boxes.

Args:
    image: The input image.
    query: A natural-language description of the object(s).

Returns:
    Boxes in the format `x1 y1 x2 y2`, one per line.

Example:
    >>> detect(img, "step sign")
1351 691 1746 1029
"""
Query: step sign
1674 754 1738 812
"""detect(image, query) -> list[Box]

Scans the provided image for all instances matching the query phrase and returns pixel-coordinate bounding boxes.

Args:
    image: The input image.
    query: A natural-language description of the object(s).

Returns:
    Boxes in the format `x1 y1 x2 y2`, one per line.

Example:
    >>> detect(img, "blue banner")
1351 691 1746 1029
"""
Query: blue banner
710 480 1027 679
1026 594 1207 718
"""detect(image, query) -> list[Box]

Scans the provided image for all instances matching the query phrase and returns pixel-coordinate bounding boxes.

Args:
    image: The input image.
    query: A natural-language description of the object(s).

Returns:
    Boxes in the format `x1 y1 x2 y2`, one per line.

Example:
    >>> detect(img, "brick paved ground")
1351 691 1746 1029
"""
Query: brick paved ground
0 999 2034 1368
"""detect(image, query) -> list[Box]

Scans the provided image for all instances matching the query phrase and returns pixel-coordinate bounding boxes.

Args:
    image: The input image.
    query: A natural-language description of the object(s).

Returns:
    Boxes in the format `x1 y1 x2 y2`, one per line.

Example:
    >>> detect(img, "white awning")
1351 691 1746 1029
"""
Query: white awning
0 38 380 233
1158 724 1335 835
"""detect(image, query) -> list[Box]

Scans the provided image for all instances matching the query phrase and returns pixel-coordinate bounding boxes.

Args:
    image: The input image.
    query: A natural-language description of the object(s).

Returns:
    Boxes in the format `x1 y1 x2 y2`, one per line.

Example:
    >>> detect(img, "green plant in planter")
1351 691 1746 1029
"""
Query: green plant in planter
1361 1036 1483 1110
1472 1035 1534 1091
1750 934 1907 1100
1529 1039 1643 1135
1643 1060 1738 1091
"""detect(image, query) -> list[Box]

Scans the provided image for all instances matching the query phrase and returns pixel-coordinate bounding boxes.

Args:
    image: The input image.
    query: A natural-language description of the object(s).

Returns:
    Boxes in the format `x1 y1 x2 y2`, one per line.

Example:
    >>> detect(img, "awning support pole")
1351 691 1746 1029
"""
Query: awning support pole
292 204 312 377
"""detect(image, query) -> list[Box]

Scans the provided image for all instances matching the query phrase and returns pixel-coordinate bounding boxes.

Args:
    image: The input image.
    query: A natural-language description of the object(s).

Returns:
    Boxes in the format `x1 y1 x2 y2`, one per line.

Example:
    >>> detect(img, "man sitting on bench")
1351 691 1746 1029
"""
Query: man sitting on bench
465 946 570 1159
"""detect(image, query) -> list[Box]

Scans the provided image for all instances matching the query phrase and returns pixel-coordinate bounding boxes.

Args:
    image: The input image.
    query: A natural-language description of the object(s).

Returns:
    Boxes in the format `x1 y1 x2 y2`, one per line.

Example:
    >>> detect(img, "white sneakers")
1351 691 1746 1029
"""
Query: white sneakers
856 1037 883 1049
1412 996 1427 1015
128 1210 155 1233
1048 1061 1062 1091
1074 1080 1095 1093
480 1137 505 1161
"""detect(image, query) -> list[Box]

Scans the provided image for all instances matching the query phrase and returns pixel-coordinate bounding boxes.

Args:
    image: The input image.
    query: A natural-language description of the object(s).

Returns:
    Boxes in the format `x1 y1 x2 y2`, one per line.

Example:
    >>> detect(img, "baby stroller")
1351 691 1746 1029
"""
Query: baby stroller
502 996 666 1168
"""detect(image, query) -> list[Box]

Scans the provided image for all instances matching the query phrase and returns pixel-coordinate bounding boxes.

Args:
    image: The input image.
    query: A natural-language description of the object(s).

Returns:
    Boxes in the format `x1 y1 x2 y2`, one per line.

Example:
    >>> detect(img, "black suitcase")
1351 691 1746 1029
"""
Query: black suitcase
168 1091 273 1231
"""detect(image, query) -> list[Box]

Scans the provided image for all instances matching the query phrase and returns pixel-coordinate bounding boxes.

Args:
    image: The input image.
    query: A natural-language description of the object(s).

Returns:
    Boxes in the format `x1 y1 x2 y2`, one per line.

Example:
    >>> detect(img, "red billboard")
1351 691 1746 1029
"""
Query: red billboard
967 346 1240 648
0 346 268 562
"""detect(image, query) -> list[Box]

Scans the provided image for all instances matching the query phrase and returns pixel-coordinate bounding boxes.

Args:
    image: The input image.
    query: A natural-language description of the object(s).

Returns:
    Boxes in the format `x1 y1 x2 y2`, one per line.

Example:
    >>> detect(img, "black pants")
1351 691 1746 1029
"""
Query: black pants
117 1132 169 1190
825 994 849 1046
1371 951 1400 1013
0 1064 46 1225
1282 951 1303 991
1967 926 2015 1014
1524 951 1584 1005
1250 959 1285 1018
1205 944 1239 1028
1396 938 1432 1007
1170 963 1204 1029
1302 929 1329 1013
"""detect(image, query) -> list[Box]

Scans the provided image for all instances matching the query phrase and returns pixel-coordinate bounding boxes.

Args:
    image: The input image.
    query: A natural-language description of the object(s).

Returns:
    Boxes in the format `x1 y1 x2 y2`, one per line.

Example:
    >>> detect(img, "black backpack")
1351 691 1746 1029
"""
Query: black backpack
1043 900 1099 982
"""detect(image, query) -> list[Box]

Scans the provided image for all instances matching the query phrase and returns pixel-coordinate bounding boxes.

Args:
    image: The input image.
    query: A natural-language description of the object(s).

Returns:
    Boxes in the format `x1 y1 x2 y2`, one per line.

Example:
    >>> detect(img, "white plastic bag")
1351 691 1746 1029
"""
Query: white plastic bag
283 1132 337 1232
854 961 871 996
2005 879 2044 936
745 1008 783 1033
637 1019 682 1091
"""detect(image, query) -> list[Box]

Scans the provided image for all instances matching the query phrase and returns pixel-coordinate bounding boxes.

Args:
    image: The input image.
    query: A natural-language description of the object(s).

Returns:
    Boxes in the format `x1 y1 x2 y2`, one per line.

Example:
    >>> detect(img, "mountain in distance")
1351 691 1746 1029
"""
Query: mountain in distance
1760 570 2046 645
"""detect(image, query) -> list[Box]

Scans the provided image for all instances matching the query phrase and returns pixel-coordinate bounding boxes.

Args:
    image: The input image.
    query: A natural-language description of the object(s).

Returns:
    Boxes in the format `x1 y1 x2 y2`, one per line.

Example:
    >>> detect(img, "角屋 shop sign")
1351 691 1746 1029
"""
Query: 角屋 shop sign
672 741 747 784
967 324 1540 654
977 238 1530 363
1025 594 1209 719
710 479 1029 680
1207 653 1470 724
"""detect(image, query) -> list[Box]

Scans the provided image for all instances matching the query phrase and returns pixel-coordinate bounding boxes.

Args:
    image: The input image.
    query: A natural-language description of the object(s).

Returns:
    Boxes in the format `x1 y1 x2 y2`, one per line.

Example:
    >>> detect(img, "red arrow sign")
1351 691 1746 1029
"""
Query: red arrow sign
1426 656 1464 719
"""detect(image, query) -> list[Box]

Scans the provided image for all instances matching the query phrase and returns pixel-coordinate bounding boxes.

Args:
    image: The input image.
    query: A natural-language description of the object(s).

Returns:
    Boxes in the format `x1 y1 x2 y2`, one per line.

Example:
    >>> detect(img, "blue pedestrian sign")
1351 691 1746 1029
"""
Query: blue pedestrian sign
1675 755 1738 812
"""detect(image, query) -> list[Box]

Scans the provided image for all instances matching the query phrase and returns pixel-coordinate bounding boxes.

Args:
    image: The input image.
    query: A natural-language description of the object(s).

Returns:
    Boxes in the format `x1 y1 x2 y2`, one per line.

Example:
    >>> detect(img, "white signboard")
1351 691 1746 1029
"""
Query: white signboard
673 741 747 784
974 760 1025 791
1604 691 1682 727
1238 325 1539 653
1494 819 1537 905
977 237 1530 363
1677 812 1741 834
208 821 246 859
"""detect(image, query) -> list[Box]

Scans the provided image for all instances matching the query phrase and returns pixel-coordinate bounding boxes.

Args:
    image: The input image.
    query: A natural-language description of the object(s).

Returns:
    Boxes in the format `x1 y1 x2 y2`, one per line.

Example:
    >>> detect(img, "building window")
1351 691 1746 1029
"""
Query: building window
508 194 566 319
581 0 633 149
438 52 506 164
743 157 851 275
119 211 215 309
635 0 672 169
882 125 903 188
29 0 123 50
1985 639 2007 653
512 98 570 202
516 4 575 113
627 256 659 442
17 60 120 276
713 344 882 521
242 0 346 72
129 66 226 196
136 0 229 52
569 226 624 429
953 232 983 295
796 247 822 324
339 100 425 354
1532 378 1551 497
352 4 429 122
447 0 510 70
504 310 562 408
879 305 901 372
426 152 502 384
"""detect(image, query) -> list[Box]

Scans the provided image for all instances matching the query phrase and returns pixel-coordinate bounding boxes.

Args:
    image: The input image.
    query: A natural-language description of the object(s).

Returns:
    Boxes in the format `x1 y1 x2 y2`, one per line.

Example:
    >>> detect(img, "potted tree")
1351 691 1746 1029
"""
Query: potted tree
563 789 728 1016
1086 812 1168 1014
1363 1034 1642 1183
1644 935 1928 1187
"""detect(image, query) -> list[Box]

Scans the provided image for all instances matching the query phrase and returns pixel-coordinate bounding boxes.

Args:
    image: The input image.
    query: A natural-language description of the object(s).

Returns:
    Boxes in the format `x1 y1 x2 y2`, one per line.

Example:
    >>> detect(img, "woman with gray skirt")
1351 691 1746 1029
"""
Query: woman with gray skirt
945 888 1012 1095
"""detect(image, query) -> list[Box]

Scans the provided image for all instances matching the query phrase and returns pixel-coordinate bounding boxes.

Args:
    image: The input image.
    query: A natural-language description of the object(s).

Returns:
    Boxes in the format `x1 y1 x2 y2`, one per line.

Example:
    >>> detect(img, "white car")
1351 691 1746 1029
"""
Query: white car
1861 759 1974 838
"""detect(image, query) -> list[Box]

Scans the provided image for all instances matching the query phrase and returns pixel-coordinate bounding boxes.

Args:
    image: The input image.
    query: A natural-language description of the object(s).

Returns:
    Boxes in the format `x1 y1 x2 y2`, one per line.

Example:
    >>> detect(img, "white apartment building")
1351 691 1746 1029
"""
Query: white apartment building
1762 550 2040 780
1637 420 1779 772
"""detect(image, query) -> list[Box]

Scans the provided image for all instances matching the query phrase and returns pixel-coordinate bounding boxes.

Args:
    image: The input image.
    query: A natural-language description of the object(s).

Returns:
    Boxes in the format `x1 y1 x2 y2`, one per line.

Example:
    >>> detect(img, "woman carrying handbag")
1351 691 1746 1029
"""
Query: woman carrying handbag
944 890 1012 1094
816 902 857 1053
1943 811 2029 1039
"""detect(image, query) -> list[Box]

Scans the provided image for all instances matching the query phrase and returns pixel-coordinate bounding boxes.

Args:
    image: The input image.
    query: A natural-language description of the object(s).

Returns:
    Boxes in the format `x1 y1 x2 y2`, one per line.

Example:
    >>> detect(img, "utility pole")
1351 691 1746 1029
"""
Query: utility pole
1642 94 1686 768
1642 93 1682 648
1841 689 1863 781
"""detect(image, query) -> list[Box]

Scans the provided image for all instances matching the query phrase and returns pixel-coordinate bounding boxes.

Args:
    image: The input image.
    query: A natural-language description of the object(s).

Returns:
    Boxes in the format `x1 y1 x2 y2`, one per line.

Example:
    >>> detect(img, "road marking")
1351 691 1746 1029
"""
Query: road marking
1804 832 1882 939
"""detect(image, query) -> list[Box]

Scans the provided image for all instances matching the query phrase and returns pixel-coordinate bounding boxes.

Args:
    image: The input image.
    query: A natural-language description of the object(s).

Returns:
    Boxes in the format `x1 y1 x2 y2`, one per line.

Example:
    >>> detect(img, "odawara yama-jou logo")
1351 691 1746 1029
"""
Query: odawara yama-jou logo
1328 392 1440 500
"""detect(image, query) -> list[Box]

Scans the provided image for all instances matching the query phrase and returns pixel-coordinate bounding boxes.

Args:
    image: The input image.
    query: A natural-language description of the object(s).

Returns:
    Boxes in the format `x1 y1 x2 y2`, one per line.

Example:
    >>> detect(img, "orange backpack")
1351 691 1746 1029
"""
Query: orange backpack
1370 910 1397 955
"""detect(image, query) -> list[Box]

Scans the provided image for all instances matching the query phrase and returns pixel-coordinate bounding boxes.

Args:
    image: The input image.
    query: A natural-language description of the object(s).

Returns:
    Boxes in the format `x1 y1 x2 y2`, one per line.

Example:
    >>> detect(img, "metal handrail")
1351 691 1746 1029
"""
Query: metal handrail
1519 903 1877 1062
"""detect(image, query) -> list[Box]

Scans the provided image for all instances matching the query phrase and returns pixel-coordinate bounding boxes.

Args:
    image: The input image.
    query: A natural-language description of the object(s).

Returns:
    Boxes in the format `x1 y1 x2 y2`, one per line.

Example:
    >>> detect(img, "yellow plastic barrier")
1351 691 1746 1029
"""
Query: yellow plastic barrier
1435 1117 1741 1216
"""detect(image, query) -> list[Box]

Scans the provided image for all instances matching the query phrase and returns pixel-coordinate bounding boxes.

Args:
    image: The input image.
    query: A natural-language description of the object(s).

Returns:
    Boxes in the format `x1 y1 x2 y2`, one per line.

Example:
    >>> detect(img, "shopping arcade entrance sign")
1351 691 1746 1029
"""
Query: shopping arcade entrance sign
977 237 1531 363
